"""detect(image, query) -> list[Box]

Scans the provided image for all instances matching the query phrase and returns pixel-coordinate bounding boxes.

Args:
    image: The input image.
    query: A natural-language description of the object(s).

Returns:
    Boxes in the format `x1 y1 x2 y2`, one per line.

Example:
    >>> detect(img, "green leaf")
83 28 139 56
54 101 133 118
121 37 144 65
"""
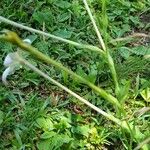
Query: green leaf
86 65 97 84
36 117 54 131
41 131 56 139
119 47 130 59
130 46 150 56
75 125 90 137
54 1 71 9
35 41 49 54
50 134 72 150
119 80 130 103
57 13 71 22
53 29 72 39
55 117 71 130
37 139 51 150
129 16 140 25
61 70 69 84
140 87 150 102
14 129 22 147
37 134 72 150
32 11 53 25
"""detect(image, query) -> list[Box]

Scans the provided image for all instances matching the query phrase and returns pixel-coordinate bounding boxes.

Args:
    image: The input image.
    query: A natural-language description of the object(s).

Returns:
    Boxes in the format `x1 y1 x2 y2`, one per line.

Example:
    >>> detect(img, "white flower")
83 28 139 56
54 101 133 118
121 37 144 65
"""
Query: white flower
3 53 13 67
2 66 15 85
2 38 32 85
2 52 19 85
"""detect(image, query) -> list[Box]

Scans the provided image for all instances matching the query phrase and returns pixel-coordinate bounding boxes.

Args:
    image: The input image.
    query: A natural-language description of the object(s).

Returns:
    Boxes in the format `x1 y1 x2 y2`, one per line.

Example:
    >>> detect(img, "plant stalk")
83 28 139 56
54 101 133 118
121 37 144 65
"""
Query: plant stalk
0 31 122 109
15 56 148 146
18 56 122 126
83 0 120 96
83 0 106 51
0 16 104 55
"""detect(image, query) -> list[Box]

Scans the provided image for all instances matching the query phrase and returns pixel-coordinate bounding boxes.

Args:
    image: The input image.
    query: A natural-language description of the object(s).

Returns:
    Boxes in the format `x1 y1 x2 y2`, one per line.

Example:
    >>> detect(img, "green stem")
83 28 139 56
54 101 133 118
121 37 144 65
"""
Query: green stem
20 56 145 143
0 16 104 55
17 56 137 136
20 42 122 109
106 50 120 96
83 0 106 50
0 31 122 109
18 56 122 126
82 1 120 97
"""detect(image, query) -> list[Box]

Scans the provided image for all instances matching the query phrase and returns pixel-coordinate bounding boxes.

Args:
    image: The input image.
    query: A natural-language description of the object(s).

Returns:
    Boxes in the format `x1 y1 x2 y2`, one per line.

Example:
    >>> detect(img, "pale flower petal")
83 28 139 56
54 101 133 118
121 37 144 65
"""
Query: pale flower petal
2 67 13 85
23 39 32 44
3 53 13 67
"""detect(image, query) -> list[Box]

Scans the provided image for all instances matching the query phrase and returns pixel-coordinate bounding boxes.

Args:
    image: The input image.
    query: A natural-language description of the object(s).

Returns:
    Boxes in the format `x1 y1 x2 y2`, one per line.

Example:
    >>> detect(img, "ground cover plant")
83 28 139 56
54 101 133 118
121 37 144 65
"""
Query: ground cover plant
0 0 150 149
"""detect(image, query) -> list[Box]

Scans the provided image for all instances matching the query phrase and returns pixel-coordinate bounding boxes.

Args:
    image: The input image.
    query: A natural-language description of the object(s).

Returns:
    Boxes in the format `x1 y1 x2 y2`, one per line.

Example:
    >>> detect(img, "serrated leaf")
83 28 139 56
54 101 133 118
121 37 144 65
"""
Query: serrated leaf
55 117 71 130
37 134 72 150
32 11 53 25
50 134 72 150
130 46 150 56
35 41 49 54
86 66 97 84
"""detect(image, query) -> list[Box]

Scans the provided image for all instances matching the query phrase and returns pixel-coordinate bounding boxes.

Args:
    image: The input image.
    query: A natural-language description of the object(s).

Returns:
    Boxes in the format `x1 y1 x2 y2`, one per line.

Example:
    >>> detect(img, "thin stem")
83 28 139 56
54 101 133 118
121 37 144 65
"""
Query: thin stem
0 31 122 109
83 0 106 51
17 57 137 135
18 56 122 126
107 50 120 95
0 16 104 54
134 137 150 150
110 33 150 43
20 42 121 109
83 1 120 96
